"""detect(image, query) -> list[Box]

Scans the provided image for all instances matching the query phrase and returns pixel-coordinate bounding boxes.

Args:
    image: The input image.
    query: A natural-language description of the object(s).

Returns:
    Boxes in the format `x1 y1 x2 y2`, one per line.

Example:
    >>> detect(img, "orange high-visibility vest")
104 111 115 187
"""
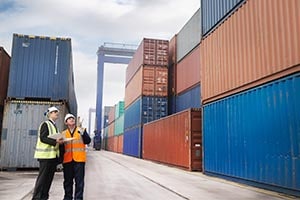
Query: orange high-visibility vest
62 127 86 163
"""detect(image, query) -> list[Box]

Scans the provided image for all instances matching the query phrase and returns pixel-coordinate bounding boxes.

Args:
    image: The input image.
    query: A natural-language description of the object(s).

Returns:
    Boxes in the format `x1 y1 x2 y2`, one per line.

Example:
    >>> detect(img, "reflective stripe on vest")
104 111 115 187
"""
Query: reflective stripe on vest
62 127 86 163
34 121 59 159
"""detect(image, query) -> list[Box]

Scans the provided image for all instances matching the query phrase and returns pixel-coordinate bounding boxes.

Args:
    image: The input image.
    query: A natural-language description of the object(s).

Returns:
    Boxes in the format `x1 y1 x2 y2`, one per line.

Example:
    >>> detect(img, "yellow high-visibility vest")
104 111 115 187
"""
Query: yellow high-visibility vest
34 121 59 159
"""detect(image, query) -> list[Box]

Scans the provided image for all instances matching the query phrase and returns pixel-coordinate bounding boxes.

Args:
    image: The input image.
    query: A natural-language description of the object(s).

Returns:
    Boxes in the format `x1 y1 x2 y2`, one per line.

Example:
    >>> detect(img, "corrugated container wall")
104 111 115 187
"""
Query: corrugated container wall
0 47 10 107
143 109 202 171
177 8 201 62
175 84 201 113
108 106 115 124
126 38 169 85
114 114 124 136
123 125 143 158
115 101 124 119
168 35 177 97
201 0 246 36
7 34 77 114
125 66 168 108
203 73 300 193
103 106 113 128
200 0 300 104
0 100 68 168
176 45 200 94
124 96 168 130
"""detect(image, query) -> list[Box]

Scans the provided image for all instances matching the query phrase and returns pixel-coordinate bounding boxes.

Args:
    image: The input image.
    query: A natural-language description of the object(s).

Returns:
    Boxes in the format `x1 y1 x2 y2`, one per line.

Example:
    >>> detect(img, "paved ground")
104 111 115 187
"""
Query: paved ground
0 149 297 200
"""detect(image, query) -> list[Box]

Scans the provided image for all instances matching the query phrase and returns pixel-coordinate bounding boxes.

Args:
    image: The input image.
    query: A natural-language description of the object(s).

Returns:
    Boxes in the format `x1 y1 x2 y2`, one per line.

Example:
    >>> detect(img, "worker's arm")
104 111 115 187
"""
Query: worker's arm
40 122 59 146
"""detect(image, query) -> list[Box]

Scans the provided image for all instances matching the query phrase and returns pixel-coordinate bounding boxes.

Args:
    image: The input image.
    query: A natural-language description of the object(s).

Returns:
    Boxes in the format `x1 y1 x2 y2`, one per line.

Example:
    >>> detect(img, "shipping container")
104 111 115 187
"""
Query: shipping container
126 38 169 85
0 100 69 168
177 8 201 62
7 34 77 113
107 122 115 138
201 0 246 36
114 114 124 136
176 84 201 113
123 125 143 158
0 47 10 107
108 106 115 125
143 108 202 171
115 101 124 119
125 65 168 108
124 96 168 130
117 134 123 154
200 0 300 104
176 45 200 94
168 35 177 96
203 73 300 194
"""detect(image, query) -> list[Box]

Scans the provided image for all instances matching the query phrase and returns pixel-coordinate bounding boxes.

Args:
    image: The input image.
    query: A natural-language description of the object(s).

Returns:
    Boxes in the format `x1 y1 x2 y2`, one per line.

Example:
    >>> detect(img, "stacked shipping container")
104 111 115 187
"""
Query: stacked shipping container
0 34 77 168
0 47 10 147
104 101 124 153
124 38 169 158
201 0 300 194
168 9 201 114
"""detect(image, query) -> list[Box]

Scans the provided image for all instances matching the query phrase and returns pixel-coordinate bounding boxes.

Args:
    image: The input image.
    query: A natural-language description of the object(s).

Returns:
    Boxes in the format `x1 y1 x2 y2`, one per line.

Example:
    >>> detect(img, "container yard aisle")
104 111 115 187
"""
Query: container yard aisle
84 150 291 200
1 149 295 200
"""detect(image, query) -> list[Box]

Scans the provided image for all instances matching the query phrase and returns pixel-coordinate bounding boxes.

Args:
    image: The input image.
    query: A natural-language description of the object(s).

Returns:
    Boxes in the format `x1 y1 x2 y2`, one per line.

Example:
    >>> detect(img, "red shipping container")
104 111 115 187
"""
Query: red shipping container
143 109 202 171
126 38 168 85
108 106 115 124
0 47 10 107
176 45 200 94
125 65 168 108
200 0 300 104
117 134 123 154
168 35 177 95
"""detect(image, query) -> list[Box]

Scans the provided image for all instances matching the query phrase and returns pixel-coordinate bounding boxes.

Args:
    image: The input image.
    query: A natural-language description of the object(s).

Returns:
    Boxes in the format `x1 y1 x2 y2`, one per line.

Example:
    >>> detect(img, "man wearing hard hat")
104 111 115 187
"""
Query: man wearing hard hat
32 106 64 200
61 113 91 200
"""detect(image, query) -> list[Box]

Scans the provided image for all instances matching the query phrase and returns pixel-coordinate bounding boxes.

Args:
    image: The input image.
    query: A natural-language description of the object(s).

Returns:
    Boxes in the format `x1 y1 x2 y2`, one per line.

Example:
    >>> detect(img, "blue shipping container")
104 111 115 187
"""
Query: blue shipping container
203 73 300 193
124 96 167 130
8 34 76 107
176 84 200 113
201 0 246 37
123 125 143 158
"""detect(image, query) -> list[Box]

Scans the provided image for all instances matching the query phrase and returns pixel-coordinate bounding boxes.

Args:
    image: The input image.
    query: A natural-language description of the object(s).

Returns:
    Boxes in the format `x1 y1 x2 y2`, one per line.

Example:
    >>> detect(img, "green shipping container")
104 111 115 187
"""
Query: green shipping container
115 101 125 119
114 114 124 136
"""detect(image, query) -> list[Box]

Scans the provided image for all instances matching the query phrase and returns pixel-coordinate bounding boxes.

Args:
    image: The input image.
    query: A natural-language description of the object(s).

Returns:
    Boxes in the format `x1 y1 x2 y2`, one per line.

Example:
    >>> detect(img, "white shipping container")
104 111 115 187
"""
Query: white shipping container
0 100 69 168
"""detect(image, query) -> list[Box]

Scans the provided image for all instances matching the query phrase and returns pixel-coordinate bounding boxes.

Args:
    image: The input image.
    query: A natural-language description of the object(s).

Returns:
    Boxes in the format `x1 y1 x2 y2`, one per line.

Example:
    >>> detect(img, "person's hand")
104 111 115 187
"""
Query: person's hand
56 137 64 144
78 128 85 135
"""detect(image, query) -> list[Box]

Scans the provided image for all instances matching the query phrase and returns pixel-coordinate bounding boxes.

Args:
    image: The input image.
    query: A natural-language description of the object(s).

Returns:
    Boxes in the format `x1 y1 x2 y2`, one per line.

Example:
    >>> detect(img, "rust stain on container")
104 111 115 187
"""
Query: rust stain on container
143 108 202 171
126 38 169 85
200 0 300 104
125 66 168 108
176 45 200 94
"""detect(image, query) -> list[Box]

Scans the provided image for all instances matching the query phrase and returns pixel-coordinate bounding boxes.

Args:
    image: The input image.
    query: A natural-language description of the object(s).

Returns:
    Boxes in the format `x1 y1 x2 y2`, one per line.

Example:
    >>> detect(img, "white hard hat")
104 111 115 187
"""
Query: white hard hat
65 113 75 122
47 106 59 113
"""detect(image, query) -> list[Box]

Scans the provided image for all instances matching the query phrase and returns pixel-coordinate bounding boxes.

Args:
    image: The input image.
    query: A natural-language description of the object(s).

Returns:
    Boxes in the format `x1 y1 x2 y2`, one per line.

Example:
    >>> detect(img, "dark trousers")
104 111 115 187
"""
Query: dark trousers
32 159 57 200
63 161 85 200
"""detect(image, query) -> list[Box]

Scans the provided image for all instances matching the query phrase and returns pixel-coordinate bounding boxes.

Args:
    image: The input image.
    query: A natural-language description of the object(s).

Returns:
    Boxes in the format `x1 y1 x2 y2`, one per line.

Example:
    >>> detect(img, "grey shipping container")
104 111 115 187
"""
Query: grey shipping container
201 0 246 37
177 8 201 62
0 100 69 168
7 34 77 115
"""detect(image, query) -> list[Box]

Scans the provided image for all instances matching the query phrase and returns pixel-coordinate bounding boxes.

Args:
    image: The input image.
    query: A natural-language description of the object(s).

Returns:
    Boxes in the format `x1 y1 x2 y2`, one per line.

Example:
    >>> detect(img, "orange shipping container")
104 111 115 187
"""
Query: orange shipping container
143 108 202 171
117 134 123 154
176 45 200 94
200 0 300 104
107 122 115 138
125 65 168 108
126 38 168 85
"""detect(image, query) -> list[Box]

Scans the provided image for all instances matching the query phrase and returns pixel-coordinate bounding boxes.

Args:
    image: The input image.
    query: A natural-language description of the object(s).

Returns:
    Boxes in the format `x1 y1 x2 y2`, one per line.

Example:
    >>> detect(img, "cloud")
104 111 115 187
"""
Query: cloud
0 0 200 130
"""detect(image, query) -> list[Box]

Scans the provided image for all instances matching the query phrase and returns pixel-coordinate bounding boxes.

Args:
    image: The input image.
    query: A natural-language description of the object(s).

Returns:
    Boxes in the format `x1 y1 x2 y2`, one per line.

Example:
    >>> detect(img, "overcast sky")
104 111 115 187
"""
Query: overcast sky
0 0 200 133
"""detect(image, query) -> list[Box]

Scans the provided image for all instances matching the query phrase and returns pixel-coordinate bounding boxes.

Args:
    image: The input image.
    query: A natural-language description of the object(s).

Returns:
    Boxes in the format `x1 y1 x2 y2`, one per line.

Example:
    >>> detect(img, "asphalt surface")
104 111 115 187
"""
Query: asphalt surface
0 149 297 200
